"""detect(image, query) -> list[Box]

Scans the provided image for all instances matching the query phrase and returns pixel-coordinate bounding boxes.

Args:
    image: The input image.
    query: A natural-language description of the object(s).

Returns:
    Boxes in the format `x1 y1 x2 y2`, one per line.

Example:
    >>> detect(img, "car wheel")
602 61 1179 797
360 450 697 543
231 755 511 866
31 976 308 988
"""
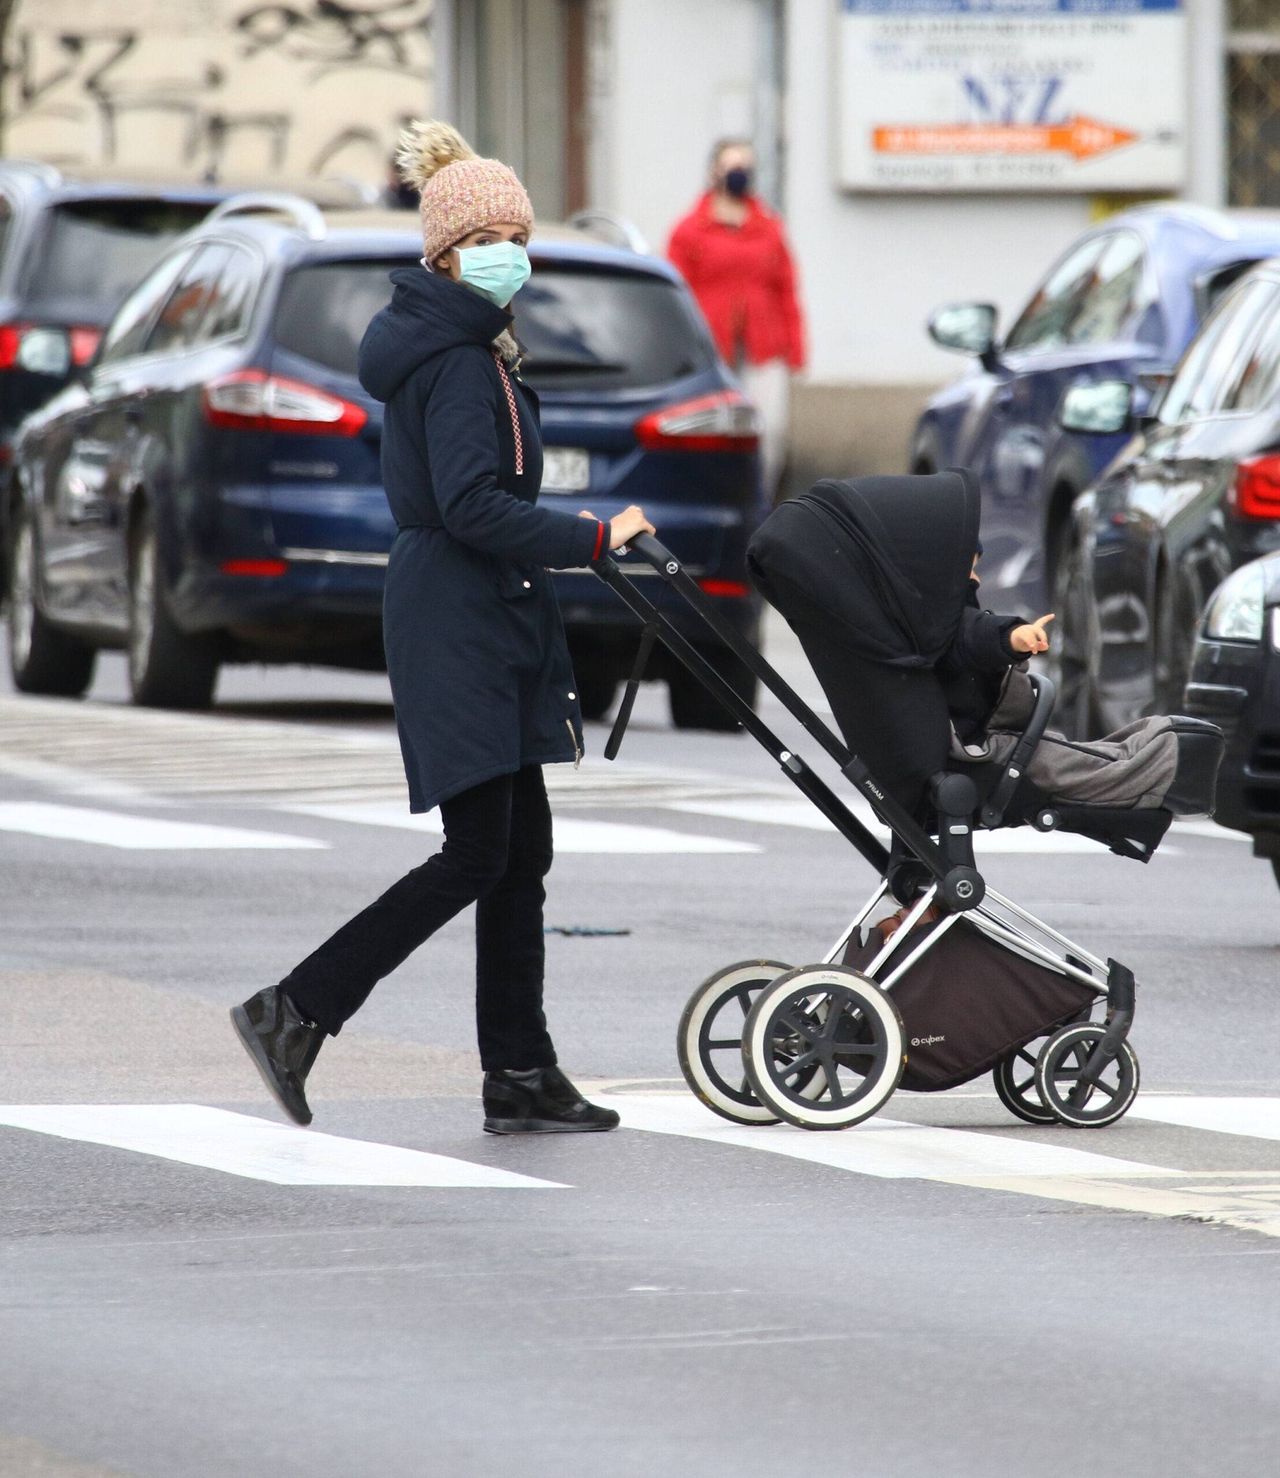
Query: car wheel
5 506 96 697
1152 568 1199 716
127 510 219 709
574 665 619 722
669 646 759 731
1046 527 1100 738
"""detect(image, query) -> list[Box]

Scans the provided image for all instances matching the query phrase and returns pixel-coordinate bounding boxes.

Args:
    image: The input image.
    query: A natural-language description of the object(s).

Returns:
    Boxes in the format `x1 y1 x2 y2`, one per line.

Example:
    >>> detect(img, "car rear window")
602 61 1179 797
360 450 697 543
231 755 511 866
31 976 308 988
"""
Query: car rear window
272 258 717 390
24 198 214 318
518 266 715 390
273 260 401 375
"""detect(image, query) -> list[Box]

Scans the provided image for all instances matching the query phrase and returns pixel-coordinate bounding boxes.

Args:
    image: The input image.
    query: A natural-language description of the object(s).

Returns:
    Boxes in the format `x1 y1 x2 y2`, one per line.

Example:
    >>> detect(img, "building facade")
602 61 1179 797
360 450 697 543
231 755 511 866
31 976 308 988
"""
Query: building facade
440 0 1274 487
0 0 435 185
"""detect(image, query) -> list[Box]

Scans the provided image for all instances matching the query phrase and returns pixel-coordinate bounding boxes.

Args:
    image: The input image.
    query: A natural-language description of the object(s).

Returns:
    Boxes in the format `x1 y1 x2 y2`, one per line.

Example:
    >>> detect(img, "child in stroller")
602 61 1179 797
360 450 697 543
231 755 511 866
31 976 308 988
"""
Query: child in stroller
592 470 1224 1133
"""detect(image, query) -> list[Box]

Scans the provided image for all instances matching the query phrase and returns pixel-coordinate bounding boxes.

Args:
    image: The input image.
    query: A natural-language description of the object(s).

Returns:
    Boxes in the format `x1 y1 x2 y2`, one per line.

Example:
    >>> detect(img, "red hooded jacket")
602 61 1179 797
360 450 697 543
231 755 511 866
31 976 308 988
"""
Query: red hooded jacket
667 192 806 371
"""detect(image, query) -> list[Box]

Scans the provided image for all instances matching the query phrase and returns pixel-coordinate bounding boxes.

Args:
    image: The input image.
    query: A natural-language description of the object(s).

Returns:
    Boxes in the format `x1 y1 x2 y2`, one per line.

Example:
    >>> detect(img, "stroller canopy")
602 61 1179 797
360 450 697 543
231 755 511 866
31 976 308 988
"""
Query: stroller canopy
748 470 981 668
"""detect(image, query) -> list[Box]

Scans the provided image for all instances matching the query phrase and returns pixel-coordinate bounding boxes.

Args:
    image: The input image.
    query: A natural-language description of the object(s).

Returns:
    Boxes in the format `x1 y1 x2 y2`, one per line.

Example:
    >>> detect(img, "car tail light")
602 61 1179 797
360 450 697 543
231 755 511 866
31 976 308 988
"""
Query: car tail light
69 327 101 366
634 390 760 452
697 577 751 598
203 370 368 436
1232 454 1280 520
0 322 93 376
220 558 289 577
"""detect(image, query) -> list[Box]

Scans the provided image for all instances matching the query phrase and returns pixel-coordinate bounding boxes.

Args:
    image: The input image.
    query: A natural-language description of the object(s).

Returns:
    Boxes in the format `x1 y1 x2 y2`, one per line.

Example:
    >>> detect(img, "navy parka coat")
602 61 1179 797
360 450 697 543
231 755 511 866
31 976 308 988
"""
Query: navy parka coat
358 267 605 813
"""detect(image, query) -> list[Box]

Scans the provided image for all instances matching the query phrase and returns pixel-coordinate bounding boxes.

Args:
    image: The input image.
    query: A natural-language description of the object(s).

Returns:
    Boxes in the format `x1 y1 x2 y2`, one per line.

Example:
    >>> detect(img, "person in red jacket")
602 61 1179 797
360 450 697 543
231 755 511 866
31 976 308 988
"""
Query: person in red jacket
667 138 806 499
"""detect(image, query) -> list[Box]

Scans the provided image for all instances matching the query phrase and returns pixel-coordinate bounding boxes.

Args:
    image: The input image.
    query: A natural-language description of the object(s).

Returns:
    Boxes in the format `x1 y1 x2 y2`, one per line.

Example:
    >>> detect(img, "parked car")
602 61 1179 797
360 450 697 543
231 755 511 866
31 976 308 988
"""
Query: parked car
0 164 363 602
1182 553 1280 891
1057 258 1280 735
5 196 763 725
911 205 1280 654
0 163 231 454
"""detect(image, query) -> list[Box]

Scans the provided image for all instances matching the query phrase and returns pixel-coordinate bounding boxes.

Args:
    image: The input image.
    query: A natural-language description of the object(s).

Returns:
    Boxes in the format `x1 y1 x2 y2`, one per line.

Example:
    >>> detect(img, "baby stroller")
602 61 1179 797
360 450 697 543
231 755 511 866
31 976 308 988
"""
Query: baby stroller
593 471 1223 1132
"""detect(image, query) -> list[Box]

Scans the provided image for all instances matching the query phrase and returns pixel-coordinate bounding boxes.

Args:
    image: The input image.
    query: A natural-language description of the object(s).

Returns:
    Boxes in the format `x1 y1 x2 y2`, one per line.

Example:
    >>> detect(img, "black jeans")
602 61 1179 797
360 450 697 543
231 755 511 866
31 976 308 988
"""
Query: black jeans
282 765 557 1072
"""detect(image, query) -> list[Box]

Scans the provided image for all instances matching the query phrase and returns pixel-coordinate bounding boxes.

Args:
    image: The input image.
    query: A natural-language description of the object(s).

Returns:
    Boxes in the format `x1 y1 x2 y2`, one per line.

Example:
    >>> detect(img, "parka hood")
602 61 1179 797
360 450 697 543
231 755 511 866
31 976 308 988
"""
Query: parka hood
357 266 511 403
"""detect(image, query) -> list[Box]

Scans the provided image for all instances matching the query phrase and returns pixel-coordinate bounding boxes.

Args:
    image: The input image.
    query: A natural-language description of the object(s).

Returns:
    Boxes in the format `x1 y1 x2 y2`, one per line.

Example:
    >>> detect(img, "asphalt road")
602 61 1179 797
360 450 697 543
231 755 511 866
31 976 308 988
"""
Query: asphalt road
2 617 1279 1478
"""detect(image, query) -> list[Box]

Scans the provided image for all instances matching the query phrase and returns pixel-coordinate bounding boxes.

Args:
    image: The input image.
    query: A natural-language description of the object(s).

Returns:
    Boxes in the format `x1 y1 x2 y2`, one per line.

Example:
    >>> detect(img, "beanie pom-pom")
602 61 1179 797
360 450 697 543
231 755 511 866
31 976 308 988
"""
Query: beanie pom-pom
396 119 476 190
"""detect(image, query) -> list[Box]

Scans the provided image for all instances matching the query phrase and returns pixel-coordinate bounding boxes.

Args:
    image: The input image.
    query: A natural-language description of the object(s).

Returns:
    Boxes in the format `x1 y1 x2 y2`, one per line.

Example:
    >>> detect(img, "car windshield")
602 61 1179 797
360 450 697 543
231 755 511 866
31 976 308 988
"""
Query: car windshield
24 199 214 321
272 259 716 390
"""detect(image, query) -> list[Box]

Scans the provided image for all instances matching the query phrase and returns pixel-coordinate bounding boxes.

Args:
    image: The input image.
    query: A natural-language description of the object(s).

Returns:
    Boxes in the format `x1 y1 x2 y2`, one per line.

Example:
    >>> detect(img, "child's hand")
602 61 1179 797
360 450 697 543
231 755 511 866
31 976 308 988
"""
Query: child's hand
1010 613 1055 655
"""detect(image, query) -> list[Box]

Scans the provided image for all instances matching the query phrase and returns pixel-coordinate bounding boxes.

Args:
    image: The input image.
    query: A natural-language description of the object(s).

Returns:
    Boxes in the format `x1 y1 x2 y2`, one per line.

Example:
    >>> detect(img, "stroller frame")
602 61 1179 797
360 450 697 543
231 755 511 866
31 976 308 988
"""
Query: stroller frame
594 535 1137 1130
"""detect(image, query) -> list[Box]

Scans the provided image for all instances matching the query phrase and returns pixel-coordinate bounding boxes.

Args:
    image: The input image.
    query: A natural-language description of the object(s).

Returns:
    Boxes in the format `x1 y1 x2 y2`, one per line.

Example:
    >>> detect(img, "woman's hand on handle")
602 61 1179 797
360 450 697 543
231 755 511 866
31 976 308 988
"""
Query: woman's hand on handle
607 505 656 552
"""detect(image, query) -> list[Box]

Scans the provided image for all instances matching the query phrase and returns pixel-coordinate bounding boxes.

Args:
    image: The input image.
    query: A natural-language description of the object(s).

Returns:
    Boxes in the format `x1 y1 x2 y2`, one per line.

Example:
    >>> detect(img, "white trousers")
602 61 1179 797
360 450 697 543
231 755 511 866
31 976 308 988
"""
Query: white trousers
740 358 791 502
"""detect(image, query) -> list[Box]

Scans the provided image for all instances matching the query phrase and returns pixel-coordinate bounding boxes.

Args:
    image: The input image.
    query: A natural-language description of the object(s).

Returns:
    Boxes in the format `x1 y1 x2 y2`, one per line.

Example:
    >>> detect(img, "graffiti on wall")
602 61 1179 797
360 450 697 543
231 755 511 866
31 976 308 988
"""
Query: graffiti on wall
1 0 434 185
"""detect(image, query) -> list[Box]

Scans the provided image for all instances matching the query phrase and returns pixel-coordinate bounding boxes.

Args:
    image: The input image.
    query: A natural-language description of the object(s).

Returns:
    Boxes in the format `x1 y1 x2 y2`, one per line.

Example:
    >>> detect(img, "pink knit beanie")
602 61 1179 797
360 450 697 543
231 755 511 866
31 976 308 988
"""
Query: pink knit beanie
395 120 534 265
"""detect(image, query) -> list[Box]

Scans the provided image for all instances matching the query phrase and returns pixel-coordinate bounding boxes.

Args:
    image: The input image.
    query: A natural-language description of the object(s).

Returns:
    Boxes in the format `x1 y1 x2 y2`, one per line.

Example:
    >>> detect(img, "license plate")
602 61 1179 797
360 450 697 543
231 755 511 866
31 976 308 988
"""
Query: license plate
541 445 590 493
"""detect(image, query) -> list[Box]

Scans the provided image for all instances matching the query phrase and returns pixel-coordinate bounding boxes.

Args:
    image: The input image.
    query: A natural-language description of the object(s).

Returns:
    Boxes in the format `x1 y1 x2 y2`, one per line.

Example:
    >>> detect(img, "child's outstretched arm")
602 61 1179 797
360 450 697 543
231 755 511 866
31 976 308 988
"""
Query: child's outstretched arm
1009 613 1055 655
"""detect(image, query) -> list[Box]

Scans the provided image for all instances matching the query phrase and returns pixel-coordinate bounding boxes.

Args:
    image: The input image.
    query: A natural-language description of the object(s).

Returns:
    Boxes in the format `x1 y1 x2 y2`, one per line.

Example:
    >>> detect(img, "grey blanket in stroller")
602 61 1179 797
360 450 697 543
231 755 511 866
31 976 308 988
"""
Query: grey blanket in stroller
953 666 1214 816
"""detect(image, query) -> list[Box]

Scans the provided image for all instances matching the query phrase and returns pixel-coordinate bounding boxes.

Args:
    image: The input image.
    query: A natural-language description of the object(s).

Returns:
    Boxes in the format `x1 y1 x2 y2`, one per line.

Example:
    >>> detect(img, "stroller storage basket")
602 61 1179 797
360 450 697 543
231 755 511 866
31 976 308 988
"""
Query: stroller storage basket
842 919 1097 1092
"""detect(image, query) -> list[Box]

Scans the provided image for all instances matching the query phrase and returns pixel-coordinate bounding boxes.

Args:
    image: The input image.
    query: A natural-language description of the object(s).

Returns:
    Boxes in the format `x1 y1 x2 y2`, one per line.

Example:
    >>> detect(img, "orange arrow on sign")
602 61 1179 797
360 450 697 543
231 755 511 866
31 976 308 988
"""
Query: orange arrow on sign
873 115 1138 163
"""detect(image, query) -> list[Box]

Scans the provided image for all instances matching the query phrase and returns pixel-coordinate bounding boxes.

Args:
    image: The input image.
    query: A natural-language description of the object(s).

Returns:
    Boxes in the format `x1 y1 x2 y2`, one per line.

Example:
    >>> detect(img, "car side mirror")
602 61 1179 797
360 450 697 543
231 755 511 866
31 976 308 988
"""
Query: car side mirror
927 303 999 364
1134 368 1171 424
1058 379 1135 435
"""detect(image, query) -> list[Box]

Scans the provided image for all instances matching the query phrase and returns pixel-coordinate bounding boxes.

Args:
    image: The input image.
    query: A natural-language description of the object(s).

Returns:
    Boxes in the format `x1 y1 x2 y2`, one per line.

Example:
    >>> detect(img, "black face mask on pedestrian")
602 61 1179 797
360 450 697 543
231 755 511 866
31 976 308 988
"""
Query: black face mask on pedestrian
723 167 752 198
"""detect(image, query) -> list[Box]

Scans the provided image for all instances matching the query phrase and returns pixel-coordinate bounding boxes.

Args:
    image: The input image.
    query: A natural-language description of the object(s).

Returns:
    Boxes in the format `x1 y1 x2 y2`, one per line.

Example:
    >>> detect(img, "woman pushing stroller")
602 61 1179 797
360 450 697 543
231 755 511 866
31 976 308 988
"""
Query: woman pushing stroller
231 121 654 1135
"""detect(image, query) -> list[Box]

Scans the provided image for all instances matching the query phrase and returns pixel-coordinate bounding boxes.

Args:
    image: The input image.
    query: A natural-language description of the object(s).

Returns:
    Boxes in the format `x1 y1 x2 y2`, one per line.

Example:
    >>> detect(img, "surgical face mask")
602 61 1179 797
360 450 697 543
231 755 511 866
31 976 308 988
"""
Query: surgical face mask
454 241 531 308
723 166 752 198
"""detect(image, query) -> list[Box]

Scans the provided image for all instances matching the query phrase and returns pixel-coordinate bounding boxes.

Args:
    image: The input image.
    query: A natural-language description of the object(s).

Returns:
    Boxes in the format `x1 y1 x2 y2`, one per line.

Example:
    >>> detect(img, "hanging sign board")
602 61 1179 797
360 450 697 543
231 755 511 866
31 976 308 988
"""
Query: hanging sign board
837 0 1187 193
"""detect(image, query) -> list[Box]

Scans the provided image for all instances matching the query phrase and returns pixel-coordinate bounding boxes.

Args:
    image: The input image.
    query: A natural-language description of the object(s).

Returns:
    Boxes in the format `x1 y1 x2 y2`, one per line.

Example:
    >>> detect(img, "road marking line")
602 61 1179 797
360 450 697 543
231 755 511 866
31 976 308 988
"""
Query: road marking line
615 1092 1173 1180
615 1094 1280 1239
0 1105 565 1188
1128 1097 1280 1143
0 803 327 851
286 800 760 854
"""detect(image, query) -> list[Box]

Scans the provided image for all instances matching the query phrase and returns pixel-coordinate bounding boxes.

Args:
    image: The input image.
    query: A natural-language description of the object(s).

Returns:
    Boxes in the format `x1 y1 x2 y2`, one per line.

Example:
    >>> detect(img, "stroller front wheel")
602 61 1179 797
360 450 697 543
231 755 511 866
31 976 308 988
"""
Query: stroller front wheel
1035 1023 1140 1128
743 966 906 1131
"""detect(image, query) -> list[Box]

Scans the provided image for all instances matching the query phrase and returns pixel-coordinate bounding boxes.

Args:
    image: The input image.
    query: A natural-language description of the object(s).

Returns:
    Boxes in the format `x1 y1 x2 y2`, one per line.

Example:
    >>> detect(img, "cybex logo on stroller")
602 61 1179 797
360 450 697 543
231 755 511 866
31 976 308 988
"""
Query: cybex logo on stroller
911 1034 945 1048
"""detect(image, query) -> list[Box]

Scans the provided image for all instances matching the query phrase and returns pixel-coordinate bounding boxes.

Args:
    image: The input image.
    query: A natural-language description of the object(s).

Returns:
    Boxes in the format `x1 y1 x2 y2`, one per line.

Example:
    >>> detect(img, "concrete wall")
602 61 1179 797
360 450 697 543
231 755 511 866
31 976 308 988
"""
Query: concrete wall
1 0 434 188
588 0 761 257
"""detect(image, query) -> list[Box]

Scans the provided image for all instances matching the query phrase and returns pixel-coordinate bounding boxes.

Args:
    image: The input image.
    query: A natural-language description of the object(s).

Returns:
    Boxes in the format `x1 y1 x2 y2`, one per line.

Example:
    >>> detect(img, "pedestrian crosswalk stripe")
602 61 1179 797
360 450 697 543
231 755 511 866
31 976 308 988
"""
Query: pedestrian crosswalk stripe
614 1092 1173 1181
0 803 327 851
285 800 761 854
611 1093 1280 1239
0 1105 565 1188
1128 1097 1280 1142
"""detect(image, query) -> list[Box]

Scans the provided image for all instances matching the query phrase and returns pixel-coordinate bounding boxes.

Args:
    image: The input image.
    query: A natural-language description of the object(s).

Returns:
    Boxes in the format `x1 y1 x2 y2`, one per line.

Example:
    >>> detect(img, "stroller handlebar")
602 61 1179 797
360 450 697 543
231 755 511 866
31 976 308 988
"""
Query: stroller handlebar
626 532 680 571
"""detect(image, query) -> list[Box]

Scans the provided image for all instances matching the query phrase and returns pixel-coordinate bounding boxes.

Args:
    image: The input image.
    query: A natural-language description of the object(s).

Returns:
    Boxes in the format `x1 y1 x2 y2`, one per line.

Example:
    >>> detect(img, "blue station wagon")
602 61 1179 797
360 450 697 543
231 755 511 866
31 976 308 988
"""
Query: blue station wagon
6 196 763 727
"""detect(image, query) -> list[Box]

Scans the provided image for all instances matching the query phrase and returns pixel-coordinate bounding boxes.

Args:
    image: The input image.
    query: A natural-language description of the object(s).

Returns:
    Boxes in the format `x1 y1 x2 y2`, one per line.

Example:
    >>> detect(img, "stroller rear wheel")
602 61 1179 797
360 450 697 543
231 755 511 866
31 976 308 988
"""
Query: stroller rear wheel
993 1041 1058 1125
677 961 793 1124
1035 1023 1140 1128
743 966 906 1131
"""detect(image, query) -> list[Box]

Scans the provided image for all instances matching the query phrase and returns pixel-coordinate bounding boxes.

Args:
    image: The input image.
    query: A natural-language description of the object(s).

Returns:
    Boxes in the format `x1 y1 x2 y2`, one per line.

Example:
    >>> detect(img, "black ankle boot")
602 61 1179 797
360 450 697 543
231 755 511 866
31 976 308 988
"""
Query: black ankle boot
230 986 325 1127
482 1066 620 1135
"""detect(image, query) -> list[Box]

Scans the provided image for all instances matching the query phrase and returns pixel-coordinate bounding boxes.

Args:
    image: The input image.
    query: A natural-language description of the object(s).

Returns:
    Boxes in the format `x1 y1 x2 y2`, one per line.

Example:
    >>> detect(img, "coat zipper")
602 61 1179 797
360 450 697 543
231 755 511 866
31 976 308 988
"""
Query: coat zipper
492 351 524 476
565 717 582 769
